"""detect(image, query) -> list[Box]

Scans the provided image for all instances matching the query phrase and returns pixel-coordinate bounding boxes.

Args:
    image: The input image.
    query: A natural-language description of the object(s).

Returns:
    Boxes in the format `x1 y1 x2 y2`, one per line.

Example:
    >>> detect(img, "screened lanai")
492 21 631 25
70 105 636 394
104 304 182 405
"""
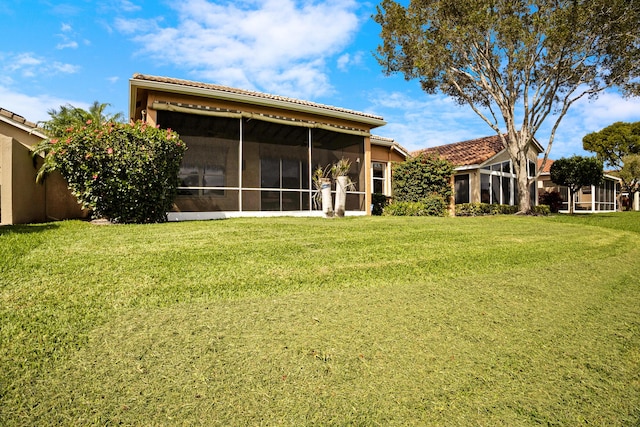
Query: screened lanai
157 110 366 216
129 74 388 219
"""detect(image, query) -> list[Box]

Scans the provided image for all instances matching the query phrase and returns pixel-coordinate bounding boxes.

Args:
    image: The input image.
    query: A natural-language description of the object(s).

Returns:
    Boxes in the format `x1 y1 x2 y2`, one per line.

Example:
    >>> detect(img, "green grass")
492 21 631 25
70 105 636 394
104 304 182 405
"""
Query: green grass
1 213 639 426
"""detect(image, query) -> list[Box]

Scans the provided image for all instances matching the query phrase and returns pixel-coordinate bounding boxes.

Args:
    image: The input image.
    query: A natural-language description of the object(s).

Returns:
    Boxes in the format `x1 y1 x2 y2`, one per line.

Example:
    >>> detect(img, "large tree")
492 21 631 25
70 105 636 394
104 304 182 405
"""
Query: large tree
583 121 640 204
374 0 640 213
550 155 603 214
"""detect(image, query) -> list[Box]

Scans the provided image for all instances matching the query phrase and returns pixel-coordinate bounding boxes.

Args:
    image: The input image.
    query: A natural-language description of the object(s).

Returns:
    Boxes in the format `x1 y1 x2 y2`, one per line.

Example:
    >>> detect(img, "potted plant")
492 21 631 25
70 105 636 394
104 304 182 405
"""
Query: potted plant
313 166 334 217
331 158 352 218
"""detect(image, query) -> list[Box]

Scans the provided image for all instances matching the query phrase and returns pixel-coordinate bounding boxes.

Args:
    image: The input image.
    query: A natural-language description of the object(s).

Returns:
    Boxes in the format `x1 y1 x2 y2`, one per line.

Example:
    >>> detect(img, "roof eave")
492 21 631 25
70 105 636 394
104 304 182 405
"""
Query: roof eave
0 115 46 139
129 78 386 129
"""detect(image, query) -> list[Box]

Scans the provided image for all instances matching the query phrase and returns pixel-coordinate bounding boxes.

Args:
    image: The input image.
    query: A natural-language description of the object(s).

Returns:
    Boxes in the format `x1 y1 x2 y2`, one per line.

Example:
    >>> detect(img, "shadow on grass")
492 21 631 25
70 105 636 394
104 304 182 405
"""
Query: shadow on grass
0 223 60 236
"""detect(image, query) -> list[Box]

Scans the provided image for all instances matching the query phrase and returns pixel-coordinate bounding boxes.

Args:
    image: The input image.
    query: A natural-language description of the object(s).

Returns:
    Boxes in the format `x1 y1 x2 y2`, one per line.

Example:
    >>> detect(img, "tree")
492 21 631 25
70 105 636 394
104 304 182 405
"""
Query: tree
40 101 124 138
374 0 640 214
583 121 640 204
619 154 640 209
549 156 603 214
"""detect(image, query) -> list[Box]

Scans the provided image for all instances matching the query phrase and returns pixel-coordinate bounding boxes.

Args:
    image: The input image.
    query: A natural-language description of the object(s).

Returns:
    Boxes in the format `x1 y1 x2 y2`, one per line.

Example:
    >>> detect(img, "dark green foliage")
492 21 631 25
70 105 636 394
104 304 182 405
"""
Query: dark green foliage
383 194 448 216
33 121 186 223
455 203 518 216
392 154 454 203
532 205 551 216
371 193 389 216
583 121 640 169
550 156 603 214
539 191 564 213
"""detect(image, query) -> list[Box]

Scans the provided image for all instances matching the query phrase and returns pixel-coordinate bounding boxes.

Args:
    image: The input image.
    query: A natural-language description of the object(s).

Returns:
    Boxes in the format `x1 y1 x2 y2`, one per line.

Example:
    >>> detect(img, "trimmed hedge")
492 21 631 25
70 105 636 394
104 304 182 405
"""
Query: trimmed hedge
34 120 186 223
383 194 448 217
455 203 550 216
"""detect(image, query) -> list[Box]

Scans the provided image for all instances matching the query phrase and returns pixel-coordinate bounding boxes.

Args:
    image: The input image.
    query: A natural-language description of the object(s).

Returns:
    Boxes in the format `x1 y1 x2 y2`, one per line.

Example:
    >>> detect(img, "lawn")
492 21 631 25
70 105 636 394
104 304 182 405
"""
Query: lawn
1 213 639 426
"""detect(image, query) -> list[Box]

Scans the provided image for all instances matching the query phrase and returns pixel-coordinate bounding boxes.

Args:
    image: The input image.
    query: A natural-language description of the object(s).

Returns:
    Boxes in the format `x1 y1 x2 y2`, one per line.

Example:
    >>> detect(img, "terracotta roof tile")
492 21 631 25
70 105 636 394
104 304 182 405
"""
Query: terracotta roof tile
412 134 507 166
538 158 554 174
132 74 384 122
0 107 39 129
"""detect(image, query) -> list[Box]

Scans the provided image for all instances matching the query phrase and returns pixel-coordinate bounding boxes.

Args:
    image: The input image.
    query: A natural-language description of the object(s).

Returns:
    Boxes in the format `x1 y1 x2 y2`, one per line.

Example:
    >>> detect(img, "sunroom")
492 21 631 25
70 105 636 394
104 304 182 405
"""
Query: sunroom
129 74 389 219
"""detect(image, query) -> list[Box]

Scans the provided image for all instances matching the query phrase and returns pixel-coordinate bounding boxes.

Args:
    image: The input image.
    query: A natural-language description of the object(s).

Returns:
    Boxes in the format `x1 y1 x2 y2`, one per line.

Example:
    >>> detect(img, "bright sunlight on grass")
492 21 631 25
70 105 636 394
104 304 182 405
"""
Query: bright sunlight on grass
1 213 639 425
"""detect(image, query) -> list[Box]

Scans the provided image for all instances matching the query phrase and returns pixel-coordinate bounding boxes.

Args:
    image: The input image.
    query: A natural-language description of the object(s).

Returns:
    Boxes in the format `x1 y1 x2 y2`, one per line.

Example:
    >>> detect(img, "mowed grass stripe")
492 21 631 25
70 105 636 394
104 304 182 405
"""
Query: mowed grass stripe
1 214 639 425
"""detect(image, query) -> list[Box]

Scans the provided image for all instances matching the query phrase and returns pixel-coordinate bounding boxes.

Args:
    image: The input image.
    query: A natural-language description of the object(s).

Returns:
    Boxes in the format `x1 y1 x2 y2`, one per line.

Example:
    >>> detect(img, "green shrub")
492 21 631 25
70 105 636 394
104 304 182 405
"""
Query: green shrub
532 204 551 216
455 203 518 216
371 193 388 216
392 154 454 203
383 194 448 217
34 120 186 223
539 190 564 213
455 203 490 216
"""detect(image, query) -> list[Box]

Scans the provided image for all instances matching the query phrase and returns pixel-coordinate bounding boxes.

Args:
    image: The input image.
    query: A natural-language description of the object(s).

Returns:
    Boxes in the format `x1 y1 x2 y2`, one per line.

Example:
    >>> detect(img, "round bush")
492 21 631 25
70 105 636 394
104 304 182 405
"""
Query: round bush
36 120 186 223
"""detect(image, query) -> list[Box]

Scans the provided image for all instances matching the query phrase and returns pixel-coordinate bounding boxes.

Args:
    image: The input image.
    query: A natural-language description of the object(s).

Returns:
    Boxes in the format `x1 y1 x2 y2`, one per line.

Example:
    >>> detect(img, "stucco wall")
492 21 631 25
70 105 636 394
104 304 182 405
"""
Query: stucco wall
0 135 46 224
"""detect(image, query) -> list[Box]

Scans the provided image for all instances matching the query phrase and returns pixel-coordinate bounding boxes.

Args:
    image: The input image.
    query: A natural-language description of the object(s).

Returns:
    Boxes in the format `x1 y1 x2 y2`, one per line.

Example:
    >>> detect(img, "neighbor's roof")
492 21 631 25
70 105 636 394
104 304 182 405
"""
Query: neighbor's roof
413 134 507 166
371 134 410 158
413 134 543 167
130 74 386 128
0 107 45 138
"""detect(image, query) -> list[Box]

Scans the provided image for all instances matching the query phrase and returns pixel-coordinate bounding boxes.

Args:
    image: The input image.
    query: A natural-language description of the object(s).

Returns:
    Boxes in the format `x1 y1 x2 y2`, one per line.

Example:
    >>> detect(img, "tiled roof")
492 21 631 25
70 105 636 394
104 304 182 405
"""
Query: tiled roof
538 158 554 174
413 134 507 166
0 107 39 129
132 74 384 122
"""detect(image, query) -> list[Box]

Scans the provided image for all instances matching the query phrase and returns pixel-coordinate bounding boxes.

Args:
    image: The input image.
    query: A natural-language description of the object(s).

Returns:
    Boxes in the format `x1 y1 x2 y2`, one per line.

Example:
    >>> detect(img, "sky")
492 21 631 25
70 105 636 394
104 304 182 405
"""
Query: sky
2 0 640 158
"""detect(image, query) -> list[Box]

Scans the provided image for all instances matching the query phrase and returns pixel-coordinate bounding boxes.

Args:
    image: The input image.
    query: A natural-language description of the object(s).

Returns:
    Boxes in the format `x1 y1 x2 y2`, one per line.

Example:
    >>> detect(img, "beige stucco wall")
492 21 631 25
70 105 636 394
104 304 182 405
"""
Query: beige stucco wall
0 121 87 225
0 135 46 224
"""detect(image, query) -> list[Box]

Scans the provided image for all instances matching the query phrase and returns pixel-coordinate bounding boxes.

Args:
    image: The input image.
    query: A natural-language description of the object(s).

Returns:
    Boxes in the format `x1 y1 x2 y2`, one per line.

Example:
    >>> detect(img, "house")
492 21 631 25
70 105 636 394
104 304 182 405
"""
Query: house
129 74 406 220
537 159 620 212
0 108 86 225
413 134 543 210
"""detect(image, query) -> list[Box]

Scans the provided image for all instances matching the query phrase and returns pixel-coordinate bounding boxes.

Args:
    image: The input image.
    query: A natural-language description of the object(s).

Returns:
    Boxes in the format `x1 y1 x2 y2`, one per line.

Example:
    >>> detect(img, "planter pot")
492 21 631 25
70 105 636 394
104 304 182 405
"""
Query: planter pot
334 175 348 218
320 177 334 218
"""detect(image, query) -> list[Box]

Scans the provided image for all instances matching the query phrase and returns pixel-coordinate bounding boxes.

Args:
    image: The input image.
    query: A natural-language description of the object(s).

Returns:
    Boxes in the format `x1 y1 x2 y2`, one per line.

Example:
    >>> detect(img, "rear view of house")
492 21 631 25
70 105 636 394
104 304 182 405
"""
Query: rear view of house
129 74 404 219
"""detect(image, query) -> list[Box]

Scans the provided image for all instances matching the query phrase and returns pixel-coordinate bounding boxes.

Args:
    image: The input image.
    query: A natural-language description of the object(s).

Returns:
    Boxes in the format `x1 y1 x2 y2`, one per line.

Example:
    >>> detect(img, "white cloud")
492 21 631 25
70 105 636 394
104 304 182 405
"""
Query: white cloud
0 85 88 124
56 41 79 50
107 76 120 84
117 0 361 99
2 52 79 78
368 90 491 152
337 51 363 72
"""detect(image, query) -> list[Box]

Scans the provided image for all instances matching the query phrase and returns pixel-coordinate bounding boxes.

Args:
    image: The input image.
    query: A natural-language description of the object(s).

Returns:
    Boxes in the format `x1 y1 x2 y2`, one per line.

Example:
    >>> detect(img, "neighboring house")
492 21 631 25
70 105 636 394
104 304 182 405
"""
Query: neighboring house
129 74 404 219
370 134 409 197
413 134 543 210
537 159 621 212
0 108 86 225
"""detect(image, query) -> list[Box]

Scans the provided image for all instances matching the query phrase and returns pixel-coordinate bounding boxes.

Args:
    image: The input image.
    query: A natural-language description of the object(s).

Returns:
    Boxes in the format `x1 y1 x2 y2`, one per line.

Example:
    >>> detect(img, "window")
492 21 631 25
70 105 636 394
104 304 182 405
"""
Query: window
455 174 470 204
480 160 518 205
372 162 386 195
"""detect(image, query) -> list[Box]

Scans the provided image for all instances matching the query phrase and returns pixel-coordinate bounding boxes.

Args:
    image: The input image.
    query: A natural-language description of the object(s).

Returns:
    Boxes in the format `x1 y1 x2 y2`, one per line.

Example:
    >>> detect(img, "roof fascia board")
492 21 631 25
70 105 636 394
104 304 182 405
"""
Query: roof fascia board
130 78 386 128
0 115 46 139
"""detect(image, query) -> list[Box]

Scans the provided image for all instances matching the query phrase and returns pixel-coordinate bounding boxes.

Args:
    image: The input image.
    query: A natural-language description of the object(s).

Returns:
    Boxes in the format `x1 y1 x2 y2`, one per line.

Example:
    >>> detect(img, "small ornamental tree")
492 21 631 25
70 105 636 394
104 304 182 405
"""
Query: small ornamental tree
34 120 186 224
550 155 603 214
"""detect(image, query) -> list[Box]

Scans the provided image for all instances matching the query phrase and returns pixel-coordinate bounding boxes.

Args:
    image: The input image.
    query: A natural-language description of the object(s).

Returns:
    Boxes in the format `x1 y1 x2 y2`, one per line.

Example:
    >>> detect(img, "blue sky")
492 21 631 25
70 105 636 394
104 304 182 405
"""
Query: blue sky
2 0 640 157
